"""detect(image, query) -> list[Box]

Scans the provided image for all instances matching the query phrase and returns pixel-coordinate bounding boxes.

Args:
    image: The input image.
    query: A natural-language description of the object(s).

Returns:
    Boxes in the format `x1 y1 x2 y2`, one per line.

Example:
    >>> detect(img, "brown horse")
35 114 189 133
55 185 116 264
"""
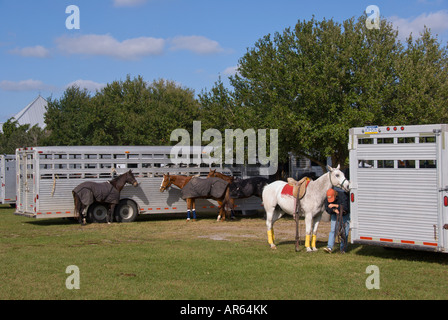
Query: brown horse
73 170 139 225
206 169 236 216
160 173 231 221
207 169 269 199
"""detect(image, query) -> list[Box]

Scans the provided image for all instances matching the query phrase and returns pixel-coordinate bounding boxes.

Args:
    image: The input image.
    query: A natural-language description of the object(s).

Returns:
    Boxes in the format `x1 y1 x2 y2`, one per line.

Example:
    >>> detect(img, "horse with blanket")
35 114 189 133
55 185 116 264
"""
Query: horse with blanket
160 173 232 221
206 169 269 216
72 170 139 225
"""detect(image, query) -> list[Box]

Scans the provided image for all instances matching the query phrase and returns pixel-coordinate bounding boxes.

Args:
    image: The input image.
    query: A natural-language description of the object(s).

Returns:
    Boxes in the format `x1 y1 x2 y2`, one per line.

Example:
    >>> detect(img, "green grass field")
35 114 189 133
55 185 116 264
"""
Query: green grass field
1 204 448 300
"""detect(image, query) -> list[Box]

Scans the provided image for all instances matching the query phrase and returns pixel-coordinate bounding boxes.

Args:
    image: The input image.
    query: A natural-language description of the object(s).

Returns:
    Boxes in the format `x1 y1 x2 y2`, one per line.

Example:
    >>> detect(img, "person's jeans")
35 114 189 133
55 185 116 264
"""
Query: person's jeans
327 213 350 251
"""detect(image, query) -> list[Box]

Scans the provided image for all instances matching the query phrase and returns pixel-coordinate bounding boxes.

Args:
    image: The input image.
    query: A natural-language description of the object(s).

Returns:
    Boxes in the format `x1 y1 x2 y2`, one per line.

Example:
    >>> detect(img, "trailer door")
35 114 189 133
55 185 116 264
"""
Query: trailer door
16 150 35 215
350 126 441 251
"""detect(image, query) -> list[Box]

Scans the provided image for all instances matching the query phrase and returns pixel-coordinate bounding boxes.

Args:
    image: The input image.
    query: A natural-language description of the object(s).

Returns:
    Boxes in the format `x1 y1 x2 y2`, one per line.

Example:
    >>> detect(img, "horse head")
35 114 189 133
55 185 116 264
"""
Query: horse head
206 169 217 178
160 173 171 192
327 164 350 192
126 170 139 187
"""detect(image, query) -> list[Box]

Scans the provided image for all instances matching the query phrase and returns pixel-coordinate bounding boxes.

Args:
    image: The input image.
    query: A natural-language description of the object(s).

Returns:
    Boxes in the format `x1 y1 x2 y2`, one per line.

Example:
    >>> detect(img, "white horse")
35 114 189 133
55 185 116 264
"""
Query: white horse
263 165 350 251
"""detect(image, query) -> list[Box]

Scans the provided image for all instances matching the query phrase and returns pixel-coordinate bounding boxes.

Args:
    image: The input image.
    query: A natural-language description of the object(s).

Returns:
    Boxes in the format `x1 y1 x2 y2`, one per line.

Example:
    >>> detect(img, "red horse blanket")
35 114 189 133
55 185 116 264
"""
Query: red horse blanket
281 178 311 199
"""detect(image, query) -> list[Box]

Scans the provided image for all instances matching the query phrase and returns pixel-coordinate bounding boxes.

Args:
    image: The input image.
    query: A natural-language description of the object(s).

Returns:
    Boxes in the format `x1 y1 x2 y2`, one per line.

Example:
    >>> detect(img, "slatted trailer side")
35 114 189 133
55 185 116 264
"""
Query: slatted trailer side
15 146 264 222
349 124 448 252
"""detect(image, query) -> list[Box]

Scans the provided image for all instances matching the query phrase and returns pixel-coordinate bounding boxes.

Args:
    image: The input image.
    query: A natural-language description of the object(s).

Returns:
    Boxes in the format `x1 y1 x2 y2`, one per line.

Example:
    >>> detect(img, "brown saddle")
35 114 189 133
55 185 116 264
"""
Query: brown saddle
286 176 312 200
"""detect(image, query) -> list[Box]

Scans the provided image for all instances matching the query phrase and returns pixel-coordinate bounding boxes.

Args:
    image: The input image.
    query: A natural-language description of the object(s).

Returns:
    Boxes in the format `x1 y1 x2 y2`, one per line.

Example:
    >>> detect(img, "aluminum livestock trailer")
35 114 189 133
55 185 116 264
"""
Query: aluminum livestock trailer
0 154 16 205
15 146 264 222
349 124 448 252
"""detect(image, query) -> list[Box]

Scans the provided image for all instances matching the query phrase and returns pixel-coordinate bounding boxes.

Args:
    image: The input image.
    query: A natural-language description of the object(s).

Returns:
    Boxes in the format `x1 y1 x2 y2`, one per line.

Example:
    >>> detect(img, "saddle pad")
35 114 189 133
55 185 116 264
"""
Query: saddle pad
281 184 295 197
281 178 310 199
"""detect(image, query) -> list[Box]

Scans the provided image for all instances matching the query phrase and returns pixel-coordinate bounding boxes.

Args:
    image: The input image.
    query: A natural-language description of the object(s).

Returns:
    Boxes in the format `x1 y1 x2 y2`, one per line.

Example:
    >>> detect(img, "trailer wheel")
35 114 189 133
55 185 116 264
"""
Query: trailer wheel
88 203 109 223
115 199 138 223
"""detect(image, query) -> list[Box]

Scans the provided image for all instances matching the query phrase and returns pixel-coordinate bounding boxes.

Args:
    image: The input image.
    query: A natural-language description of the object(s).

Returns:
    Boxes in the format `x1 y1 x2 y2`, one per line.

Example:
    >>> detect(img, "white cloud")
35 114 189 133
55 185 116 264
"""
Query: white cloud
66 79 106 92
113 0 147 7
389 10 448 40
0 79 56 92
55 34 165 60
9 45 50 58
169 35 224 55
222 65 240 76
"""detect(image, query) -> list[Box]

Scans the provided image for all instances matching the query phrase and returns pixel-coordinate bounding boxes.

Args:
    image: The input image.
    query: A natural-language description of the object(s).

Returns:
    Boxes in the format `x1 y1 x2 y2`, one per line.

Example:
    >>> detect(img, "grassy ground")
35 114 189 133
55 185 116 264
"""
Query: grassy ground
1 204 448 300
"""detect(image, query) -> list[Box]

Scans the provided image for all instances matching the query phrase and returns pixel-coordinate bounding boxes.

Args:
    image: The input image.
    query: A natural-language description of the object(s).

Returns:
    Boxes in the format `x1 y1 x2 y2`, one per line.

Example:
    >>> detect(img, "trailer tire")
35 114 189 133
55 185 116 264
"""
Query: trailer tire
88 203 109 223
115 199 138 223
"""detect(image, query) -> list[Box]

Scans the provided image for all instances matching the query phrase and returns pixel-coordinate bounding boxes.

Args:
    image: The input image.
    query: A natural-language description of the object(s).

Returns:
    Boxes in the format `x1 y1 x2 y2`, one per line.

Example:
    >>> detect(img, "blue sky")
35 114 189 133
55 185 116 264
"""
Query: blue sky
1 0 447 124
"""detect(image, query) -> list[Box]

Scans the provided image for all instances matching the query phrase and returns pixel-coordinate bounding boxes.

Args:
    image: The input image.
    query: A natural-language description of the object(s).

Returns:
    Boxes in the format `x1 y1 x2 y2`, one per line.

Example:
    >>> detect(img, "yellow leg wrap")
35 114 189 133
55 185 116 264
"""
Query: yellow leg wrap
311 235 317 248
267 229 275 245
305 235 311 248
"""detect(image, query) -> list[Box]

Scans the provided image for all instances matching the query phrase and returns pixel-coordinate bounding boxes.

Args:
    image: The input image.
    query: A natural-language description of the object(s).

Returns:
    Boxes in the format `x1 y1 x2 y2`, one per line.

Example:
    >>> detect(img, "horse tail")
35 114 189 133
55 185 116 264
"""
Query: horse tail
222 185 231 219
73 191 79 219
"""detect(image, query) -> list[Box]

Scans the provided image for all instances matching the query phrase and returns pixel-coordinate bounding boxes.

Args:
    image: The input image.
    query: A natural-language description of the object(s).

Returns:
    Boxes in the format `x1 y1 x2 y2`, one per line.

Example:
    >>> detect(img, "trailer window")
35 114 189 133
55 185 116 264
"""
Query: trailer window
419 136 436 143
358 160 374 168
398 137 415 144
378 160 394 168
398 160 415 168
358 138 373 144
377 138 394 144
419 160 437 168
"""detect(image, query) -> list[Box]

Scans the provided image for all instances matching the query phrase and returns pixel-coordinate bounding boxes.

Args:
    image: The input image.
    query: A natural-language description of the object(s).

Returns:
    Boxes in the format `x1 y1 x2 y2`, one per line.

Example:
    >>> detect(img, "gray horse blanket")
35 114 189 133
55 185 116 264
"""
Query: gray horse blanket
73 181 120 206
181 177 229 200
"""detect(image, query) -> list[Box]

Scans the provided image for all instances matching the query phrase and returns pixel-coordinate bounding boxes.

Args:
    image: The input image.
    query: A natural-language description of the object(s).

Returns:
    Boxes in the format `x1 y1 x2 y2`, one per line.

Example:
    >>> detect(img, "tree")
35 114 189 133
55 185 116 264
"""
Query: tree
44 75 201 146
0 119 46 154
44 86 93 145
227 15 448 169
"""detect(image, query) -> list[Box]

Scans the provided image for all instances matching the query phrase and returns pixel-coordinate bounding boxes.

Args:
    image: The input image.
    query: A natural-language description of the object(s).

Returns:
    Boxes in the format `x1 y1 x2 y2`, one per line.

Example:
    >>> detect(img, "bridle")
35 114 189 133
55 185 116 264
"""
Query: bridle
329 171 349 191
160 175 172 192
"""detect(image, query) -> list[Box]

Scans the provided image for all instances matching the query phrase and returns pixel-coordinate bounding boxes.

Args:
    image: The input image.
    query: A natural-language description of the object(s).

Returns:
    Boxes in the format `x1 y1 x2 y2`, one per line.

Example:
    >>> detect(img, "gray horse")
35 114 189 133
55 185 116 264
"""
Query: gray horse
262 165 350 251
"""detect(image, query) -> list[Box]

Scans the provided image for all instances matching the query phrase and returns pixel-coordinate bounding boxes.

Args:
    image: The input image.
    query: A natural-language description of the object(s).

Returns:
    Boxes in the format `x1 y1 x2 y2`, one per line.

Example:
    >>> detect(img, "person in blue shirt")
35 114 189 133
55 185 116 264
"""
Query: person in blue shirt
323 187 350 254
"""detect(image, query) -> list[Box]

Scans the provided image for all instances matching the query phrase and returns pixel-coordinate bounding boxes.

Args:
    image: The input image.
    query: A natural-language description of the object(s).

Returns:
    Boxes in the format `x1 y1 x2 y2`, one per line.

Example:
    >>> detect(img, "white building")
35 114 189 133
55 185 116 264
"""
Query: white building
0 95 47 132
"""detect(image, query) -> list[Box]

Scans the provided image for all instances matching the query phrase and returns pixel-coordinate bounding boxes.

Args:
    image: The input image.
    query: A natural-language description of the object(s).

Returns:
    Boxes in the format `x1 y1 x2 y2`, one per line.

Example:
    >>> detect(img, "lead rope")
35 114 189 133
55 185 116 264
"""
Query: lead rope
51 174 59 197
294 184 302 252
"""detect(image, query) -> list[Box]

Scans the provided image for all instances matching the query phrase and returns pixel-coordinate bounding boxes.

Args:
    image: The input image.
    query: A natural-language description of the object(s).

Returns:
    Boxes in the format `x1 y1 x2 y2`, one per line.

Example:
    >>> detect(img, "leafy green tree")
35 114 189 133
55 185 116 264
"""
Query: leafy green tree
227 15 448 169
44 86 93 145
0 119 46 154
44 75 201 146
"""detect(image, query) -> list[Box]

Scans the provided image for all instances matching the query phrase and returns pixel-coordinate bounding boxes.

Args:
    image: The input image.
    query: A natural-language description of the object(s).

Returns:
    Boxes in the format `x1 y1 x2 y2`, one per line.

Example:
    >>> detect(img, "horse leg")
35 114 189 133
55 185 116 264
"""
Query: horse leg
217 201 223 221
230 198 236 219
304 213 313 252
304 214 321 252
81 207 87 225
310 214 322 252
192 200 196 221
186 199 191 221
265 206 284 249
107 204 116 224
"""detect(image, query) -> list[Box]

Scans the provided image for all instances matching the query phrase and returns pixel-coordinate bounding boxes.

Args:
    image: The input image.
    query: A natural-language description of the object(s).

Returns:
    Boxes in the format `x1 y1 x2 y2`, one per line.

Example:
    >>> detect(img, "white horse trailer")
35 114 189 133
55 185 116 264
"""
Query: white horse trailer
14 146 263 222
349 124 448 253
1 155 16 205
